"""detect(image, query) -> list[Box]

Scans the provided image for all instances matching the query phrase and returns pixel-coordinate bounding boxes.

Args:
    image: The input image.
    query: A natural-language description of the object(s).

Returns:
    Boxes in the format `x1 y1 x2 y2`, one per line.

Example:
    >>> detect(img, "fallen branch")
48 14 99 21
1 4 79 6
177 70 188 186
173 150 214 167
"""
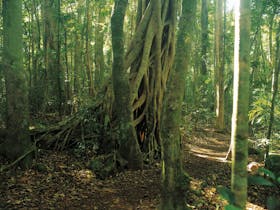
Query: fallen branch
0 145 36 172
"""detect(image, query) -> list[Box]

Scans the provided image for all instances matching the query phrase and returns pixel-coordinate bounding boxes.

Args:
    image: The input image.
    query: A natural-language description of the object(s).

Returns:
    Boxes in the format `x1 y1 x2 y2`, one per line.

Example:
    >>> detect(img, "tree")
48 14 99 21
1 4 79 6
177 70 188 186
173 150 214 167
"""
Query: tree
94 0 106 90
28 0 45 114
214 0 225 130
160 0 195 208
85 0 94 96
231 0 250 208
201 0 208 76
73 0 83 97
125 0 178 158
44 0 64 114
111 0 143 169
1 0 33 168
266 20 280 155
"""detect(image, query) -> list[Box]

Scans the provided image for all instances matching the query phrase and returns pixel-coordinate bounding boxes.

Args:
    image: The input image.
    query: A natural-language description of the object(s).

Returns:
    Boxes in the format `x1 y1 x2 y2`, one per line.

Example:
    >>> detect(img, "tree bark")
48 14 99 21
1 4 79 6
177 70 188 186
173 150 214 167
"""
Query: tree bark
111 0 143 169
2 0 33 168
44 0 64 114
266 20 280 155
231 0 250 208
201 0 208 76
94 2 106 90
160 0 195 209
215 0 225 130
125 0 177 158
85 0 94 96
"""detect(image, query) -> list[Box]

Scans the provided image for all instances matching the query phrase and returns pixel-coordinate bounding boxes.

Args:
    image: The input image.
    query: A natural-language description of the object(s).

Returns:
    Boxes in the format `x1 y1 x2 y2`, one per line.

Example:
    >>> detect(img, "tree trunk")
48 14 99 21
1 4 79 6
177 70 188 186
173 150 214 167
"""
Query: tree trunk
231 0 250 208
201 0 208 76
266 20 280 155
111 0 143 169
73 3 83 97
160 0 195 209
85 0 94 96
125 0 177 158
2 0 33 168
94 2 106 90
44 0 64 114
215 0 225 130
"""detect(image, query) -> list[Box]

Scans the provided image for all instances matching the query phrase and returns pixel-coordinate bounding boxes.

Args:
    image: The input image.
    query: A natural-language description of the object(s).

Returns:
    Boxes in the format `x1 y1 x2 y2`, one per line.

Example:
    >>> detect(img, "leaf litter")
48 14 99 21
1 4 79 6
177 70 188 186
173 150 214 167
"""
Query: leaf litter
1 127 279 209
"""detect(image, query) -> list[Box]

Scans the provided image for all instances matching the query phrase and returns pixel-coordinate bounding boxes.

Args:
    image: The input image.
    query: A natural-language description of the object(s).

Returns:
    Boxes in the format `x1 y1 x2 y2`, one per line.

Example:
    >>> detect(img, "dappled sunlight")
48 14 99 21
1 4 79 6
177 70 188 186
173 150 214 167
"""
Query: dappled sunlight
191 152 230 163
246 202 266 210
188 143 230 163
74 169 95 183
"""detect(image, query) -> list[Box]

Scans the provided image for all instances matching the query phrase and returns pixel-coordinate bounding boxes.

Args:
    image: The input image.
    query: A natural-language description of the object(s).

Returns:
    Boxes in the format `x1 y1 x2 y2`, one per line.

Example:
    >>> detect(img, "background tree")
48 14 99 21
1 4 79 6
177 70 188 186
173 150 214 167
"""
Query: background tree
44 0 64 114
266 20 280 157
201 0 208 76
85 0 94 96
94 0 106 90
214 0 225 130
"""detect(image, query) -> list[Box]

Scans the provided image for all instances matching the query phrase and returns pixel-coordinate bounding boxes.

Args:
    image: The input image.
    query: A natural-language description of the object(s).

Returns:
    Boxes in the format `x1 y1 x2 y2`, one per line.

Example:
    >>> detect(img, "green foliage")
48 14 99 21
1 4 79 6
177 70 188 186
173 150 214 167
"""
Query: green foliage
258 167 276 180
267 196 280 210
249 91 280 137
177 171 191 193
248 167 280 186
87 153 117 179
248 167 280 210
248 176 274 186
225 205 242 210
217 186 242 210
217 186 235 204
249 95 271 128
265 155 280 177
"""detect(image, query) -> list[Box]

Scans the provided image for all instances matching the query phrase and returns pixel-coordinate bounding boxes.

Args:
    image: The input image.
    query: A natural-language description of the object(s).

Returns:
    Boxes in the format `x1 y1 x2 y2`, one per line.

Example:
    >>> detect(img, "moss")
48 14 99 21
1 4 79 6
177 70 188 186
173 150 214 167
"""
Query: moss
88 154 117 179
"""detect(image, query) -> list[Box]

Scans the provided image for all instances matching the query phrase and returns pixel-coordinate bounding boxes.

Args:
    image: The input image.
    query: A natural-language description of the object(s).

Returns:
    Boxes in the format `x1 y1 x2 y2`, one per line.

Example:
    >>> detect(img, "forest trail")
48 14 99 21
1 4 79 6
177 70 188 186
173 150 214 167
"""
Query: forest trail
0 127 273 209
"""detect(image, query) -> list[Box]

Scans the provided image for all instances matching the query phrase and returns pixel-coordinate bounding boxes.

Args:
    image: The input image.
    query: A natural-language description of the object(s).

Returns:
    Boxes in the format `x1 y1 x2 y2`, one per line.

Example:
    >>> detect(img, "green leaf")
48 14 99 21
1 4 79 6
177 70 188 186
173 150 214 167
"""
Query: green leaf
225 204 242 210
258 168 276 180
248 175 274 186
277 177 280 184
267 196 280 210
217 186 235 204
104 115 110 126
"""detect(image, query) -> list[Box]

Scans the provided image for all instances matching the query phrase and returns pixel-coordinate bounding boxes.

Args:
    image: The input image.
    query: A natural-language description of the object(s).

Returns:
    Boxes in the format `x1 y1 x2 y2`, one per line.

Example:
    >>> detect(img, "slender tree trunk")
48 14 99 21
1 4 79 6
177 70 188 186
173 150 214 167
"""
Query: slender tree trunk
32 0 45 113
201 0 208 76
85 0 94 96
2 0 33 168
266 21 280 155
215 0 225 130
73 3 82 97
160 0 195 209
111 0 143 169
231 0 250 208
63 24 71 113
94 2 106 90
268 14 275 66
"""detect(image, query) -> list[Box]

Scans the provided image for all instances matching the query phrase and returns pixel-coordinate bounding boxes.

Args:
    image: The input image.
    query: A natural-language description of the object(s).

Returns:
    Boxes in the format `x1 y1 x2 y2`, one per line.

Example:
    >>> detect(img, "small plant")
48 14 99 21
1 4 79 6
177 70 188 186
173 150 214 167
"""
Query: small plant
217 186 242 210
249 93 280 138
217 167 280 210
248 167 280 210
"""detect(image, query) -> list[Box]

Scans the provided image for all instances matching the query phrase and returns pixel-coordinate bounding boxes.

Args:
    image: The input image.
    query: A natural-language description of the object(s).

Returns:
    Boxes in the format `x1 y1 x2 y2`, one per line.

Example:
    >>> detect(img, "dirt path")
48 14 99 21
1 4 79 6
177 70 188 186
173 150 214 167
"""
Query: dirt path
0 127 277 209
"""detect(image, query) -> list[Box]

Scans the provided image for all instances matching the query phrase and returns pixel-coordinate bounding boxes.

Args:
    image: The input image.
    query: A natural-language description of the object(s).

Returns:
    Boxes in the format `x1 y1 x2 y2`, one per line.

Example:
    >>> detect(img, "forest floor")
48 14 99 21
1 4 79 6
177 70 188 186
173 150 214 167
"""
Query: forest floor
1 126 279 209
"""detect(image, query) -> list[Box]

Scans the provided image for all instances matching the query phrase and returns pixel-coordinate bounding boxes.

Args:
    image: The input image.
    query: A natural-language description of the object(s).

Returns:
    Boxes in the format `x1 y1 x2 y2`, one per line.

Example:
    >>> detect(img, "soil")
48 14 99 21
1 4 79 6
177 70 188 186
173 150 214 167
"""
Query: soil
1 126 279 209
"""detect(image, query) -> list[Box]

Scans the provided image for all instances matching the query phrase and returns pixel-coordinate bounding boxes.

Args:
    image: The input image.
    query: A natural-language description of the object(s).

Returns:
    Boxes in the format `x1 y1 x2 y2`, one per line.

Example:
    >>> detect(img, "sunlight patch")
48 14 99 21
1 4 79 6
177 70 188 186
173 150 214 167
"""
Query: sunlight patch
75 169 95 182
